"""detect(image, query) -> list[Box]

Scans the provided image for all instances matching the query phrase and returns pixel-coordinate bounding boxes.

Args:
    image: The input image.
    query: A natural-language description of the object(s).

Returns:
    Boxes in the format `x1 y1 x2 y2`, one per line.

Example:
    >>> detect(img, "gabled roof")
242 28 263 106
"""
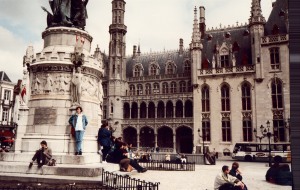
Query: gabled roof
0 71 12 82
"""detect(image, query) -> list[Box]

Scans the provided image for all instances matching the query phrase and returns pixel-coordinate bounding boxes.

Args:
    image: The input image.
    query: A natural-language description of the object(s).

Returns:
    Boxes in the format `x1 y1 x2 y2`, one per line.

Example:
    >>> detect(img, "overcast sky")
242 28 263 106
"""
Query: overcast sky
0 0 273 83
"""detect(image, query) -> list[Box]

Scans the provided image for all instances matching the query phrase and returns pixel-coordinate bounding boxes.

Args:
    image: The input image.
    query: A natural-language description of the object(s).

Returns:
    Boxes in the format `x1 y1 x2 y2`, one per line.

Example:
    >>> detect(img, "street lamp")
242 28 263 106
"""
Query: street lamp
253 125 266 143
197 128 206 164
253 120 273 167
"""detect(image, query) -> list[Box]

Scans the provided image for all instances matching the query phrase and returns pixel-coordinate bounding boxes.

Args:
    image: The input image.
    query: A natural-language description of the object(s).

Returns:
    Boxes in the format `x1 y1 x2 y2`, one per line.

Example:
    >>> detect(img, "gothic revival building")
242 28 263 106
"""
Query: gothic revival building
102 0 289 155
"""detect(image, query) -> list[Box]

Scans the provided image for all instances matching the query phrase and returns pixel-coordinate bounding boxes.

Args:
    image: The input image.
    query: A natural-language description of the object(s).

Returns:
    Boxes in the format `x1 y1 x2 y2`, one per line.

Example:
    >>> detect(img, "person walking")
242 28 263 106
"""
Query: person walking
97 123 112 163
68 106 88 155
28 140 52 168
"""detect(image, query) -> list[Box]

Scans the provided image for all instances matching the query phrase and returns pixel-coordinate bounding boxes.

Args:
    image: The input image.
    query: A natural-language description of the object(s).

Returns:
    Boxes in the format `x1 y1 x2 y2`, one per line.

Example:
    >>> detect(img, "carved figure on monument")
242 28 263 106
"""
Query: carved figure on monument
20 84 27 106
56 74 69 92
71 68 82 105
32 75 41 94
41 0 89 30
71 35 85 68
44 74 53 93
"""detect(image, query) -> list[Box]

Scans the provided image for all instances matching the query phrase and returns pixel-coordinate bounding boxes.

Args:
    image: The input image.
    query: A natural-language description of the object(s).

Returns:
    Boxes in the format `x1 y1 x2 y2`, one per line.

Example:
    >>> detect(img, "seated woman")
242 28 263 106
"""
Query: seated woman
115 142 147 173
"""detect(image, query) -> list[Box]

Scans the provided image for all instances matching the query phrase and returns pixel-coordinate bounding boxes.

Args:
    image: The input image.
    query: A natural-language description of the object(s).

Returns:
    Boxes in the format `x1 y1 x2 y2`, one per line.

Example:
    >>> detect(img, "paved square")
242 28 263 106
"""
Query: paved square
103 160 292 190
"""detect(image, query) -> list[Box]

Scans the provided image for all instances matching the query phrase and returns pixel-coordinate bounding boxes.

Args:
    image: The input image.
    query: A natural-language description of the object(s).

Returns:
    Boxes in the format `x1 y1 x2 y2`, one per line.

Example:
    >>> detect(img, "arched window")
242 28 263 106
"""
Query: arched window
148 102 155 118
123 102 130 118
150 64 159 76
129 85 135 96
102 84 107 97
166 63 174 74
157 101 165 118
131 102 138 119
221 85 230 111
202 85 210 112
222 120 231 142
137 84 143 95
134 65 141 77
271 78 283 109
269 47 280 70
176 101 183 118
202 121 211 141
187 81 192 92
162 82 168 94
179 81 186 93
145 83 151 95
166 101 173 118
184 61 191 74
140 102 147 118
185 100 193 117
220 48 230 68
241 83 251 111
153 83 160 94
170 82 177 93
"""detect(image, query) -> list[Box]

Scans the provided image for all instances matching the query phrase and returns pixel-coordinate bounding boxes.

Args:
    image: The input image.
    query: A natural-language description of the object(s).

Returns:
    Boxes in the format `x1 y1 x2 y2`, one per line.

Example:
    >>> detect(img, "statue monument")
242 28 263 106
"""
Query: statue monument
42 0 89 30
13 1 103 161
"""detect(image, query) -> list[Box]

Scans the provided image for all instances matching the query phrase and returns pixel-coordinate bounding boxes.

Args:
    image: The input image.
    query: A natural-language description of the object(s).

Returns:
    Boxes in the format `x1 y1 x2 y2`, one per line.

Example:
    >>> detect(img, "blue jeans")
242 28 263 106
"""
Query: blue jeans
75 130 85 152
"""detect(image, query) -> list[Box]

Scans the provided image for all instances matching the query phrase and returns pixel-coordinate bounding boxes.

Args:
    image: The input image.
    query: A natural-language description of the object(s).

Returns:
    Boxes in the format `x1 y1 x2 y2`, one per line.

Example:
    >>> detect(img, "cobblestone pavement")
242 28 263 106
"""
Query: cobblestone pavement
103 160 292 190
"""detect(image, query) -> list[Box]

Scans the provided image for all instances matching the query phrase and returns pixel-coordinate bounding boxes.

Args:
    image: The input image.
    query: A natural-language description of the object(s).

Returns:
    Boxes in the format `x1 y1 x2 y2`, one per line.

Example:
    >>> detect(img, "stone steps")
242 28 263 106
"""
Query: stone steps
0 162 103 177
0 152 101 164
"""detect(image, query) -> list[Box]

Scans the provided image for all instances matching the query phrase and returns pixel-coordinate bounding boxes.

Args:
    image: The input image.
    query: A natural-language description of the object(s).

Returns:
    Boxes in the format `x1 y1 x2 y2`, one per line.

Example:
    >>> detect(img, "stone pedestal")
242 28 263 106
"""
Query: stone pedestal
19 27 103 156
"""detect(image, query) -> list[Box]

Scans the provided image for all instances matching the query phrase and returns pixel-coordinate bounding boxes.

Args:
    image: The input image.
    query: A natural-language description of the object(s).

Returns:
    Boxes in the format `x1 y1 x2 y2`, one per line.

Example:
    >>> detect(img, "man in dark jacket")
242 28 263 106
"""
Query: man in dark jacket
97 124 112 163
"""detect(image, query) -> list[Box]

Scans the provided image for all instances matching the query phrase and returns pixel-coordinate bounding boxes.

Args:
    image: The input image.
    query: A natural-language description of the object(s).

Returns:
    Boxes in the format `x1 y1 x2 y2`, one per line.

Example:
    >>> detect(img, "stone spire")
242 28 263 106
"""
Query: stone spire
191 7 201 44
249 0 266 26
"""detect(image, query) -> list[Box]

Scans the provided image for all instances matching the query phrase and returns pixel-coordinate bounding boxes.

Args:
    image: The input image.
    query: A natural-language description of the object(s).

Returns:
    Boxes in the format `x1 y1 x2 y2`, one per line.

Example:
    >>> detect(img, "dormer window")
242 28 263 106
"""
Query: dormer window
220 48 230 68
133 64 144 77
165 62 177 75
207 34 213 41
184 61 191 74
225 32 231 38
243 30 250 36
149 64 159 76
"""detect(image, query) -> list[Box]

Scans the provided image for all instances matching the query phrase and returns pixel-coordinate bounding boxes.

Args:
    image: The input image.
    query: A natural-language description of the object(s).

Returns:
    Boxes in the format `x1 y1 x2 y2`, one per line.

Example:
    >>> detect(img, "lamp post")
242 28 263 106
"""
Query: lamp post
253 120 273 167
197 128 206 164
253 125 266 144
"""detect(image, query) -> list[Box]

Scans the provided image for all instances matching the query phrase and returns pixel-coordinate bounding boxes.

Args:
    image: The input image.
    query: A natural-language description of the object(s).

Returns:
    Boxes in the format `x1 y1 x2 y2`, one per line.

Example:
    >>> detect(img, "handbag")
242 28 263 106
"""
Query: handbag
71 126 75 137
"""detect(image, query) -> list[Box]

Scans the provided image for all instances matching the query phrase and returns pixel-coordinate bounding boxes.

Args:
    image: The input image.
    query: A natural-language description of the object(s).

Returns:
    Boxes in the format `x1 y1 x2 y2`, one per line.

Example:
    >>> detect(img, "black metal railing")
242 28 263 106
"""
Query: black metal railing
0 183 115 190
102 170 159 190
138 160 195 171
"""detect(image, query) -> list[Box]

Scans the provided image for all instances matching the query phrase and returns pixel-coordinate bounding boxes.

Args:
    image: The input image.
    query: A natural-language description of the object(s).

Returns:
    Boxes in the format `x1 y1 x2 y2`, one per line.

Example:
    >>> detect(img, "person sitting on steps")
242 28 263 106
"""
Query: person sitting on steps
28 140 52 168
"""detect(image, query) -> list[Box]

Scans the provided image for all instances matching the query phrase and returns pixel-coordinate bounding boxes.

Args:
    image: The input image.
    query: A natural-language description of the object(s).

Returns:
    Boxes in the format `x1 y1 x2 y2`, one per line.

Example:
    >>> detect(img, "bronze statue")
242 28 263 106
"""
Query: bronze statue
42 0 89 30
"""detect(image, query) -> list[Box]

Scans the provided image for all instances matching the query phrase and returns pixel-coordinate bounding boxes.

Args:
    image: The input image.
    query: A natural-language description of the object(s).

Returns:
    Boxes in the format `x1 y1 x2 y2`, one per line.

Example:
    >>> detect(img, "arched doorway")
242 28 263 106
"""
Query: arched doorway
140 126 155 148
123 127 137 147
157 126 173 148
176 126 193 153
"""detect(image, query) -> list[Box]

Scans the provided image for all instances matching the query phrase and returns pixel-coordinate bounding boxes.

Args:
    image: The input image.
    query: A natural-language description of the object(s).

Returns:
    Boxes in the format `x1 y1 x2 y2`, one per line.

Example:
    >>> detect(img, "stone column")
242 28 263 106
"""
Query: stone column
14 106 29 153
154 128 158 148
173 133 176 153
146 106 148 119
173 105 176 118
137 130 140 150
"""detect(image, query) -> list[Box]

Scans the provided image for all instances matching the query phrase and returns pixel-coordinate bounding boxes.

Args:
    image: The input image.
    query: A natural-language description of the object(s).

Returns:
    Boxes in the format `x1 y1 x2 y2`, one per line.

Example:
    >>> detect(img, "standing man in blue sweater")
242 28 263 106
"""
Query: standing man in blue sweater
69 106 88 155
